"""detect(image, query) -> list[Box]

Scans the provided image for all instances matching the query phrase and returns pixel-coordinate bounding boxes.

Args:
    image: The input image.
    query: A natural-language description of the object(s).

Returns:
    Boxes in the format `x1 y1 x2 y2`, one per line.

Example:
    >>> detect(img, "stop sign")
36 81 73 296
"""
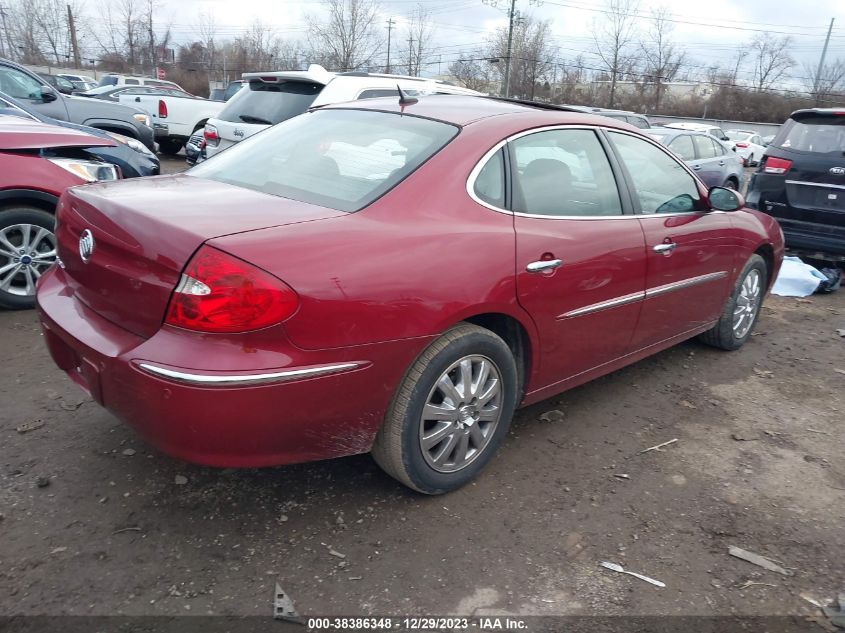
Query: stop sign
156 67 166 80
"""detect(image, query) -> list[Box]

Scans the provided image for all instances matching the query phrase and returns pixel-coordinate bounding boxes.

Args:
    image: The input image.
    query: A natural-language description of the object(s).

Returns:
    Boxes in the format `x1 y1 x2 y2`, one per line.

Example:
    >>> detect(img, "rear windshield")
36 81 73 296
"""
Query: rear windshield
189 109 458 212
726 131 751 141
218 80 323 125
772 116 845 154
98 75 118 87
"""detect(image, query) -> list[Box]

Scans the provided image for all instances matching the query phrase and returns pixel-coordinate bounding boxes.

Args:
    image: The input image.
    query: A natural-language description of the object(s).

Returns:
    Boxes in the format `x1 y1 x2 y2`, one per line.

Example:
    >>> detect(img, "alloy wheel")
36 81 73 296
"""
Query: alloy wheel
419 355 503 473
0 224 57 297
733 269 761 339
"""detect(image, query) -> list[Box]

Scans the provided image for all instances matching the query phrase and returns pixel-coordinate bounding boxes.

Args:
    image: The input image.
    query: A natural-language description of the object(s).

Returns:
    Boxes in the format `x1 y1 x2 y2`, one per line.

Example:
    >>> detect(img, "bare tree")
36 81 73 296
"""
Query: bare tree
5 0 47 63
402 4 435 76
750 34 794 92
639 7 684 111
307 0 384 71
805 58 845 104
195 11 218 80
489 15 557 100
448 51 494 92
591 0 639 108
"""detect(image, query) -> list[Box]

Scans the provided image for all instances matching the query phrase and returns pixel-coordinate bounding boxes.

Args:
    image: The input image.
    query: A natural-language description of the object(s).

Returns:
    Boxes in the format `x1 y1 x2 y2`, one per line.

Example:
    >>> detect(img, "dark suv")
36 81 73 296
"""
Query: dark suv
746 108 845 257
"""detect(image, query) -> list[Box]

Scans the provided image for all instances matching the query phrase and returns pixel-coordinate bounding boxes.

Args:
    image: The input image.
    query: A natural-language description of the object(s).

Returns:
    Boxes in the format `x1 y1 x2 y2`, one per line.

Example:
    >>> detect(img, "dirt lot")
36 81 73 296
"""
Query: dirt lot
1 272 844 626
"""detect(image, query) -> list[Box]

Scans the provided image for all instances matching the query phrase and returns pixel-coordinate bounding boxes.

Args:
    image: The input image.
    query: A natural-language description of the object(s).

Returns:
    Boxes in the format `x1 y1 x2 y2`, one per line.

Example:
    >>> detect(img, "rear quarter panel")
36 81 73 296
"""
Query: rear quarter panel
730 208 784 289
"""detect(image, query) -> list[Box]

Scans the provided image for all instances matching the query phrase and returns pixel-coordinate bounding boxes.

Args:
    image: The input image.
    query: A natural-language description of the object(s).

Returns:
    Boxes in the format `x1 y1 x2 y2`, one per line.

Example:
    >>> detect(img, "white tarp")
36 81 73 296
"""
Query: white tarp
771 256 826 297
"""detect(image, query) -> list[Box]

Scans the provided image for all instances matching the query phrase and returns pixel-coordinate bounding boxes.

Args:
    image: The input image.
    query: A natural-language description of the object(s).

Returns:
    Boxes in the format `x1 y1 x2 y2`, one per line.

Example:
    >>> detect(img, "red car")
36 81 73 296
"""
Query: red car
1 116 119 309
36 96 784 494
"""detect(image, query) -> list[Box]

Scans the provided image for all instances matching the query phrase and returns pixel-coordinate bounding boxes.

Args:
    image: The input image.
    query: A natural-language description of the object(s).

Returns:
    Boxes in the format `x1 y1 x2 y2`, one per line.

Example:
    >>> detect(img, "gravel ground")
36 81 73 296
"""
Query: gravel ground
1 285 843 622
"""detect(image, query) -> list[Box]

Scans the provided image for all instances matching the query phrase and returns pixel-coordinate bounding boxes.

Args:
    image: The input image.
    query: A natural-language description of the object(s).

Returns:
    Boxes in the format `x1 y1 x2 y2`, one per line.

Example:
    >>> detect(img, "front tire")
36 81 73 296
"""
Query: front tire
0 207 57 310
699 254 767 351
372 323 518 494
158 140 184 155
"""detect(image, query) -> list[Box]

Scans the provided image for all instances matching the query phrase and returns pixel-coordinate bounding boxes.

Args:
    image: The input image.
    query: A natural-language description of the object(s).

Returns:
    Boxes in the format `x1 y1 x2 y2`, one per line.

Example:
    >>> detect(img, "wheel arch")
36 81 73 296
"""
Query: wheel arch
0 189 59 214
83 120 139 139
193 119 208 133
753 242 775 289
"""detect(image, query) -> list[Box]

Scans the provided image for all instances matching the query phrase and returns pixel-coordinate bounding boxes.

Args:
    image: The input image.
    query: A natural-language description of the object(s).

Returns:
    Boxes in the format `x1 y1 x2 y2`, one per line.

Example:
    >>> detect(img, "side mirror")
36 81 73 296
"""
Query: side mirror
134 97 141 102
40 86 58 102
721 136 729 141
709 186 744 211
732 147 737 152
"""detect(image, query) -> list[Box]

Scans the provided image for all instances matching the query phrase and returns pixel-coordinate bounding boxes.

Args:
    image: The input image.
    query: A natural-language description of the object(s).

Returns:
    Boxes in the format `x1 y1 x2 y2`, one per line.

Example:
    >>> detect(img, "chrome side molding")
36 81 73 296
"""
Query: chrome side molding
137 362 363 386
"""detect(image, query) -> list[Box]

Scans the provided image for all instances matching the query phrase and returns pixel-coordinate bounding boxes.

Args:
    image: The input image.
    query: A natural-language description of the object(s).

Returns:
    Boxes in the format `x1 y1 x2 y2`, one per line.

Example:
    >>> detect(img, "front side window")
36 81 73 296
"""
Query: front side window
693 134 717 159
712 139 727 156
510 129 623 217
0 67 43 100
668 135 695 161
609 131 701 215
190 109 458 213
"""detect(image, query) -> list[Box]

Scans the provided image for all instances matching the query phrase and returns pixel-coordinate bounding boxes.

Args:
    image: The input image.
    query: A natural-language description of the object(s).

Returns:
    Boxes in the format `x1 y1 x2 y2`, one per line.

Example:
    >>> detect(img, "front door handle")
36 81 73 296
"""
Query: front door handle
526 259 562 273
719 160 725 166
692 164 702 170
653 242 677 254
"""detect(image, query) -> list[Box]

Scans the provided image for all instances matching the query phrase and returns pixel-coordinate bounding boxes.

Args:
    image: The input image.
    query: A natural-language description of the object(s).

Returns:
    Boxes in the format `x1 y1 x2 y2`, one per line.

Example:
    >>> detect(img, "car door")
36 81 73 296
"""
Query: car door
605 130 736 350
507 128 647 386
0 65 67 120
691 134 722 187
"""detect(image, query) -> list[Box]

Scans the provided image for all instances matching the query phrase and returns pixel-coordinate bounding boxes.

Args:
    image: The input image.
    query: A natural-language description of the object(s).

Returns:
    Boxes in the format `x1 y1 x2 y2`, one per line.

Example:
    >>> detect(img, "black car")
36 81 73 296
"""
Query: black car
0 90 159 178
37 73 75 95
747 108 845 258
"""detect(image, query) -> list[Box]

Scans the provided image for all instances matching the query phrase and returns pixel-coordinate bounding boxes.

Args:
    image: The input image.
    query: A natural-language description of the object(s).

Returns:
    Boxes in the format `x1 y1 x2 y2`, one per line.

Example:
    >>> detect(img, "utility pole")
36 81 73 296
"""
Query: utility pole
67 5 81 68
813 17 835 106
407 36 415 76
502 0 517 98
385 18 395 74
148 6 156 77
0 5 11 60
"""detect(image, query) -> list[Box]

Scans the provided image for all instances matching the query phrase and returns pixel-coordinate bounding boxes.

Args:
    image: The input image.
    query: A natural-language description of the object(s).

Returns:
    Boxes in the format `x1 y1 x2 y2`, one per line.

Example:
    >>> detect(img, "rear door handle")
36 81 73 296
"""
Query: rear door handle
718 160 725 166
526 259 562 273
653 242 677 254
692 164 701 170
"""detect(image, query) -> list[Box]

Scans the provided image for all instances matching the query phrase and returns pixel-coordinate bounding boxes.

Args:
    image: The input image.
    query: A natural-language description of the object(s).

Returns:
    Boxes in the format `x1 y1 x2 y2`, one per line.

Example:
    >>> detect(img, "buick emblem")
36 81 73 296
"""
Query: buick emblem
830 167 845 176
233 128 245 138
79 229 95 263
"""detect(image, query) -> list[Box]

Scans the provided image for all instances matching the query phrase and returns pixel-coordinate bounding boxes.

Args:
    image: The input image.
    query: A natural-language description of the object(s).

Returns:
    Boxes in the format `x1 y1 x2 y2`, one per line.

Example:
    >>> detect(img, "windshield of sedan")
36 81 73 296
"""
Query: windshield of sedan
189 109 459 212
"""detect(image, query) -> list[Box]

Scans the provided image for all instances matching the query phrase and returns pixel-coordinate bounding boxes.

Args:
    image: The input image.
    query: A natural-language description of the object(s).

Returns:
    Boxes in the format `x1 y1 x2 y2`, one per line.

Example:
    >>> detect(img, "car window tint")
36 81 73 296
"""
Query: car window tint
693 135 717 159
609 131 701 215
473 148 506 208
510 129 623 217
0 67 43 100
219 80 323 125
668 135 695 161
190 109 458 213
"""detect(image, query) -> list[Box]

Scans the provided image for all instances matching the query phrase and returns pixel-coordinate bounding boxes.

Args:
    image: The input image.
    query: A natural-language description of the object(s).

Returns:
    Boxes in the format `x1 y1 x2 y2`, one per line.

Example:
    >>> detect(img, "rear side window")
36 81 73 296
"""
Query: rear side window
219 80 323 125
190 109 458 213
473 148 506 208
693 135 717 159
668 135 695 161
773 116 845 154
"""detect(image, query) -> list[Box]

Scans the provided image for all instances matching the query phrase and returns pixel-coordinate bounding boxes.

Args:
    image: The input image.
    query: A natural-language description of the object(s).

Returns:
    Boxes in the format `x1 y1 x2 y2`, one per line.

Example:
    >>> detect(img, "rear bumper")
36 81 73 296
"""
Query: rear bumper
776 218 845 256
36 266 420 468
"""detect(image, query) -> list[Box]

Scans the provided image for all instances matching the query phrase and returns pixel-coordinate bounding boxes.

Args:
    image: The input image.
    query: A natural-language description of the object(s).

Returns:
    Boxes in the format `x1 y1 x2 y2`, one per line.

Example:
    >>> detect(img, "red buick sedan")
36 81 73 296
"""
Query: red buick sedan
36 96 784 494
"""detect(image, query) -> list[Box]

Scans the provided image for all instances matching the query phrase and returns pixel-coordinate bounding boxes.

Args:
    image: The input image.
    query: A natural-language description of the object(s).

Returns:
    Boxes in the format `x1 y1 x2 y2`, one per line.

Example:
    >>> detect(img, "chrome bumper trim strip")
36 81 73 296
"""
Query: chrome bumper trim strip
137 362 362 386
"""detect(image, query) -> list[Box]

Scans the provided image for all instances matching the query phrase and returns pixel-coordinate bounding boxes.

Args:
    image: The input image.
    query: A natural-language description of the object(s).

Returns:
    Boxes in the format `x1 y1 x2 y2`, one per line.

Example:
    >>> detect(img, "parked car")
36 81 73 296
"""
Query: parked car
746 108 845 257
663 122 731 142
36 95 783 493
97 74 184 91
184 130 205 165
725 130 767 166
57 73 96 87
0 115 120 309
0 90 160 178
80 85 192 102
210 80 246 102
119 91 224 155
0 58 156 150
37 73 75 95
564 105 650 128
646 127 743 189
203 64 481 159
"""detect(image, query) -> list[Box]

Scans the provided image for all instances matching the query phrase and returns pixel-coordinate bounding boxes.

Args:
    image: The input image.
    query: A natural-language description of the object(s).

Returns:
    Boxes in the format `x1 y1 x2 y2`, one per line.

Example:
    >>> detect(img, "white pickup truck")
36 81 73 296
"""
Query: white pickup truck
118 93 224 155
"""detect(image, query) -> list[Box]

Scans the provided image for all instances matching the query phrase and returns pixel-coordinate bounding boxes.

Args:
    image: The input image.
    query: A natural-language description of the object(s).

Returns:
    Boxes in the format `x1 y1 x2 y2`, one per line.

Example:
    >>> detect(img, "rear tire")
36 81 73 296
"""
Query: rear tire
748 153 755 167
158 140 184 155
372 323 518 494
0 206 57 310
699 254 767 351
724 178 739 190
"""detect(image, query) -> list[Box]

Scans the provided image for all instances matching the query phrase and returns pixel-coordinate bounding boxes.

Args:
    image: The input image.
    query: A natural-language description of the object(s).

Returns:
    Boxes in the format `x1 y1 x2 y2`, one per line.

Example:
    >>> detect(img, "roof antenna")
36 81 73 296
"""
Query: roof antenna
397 85 418 106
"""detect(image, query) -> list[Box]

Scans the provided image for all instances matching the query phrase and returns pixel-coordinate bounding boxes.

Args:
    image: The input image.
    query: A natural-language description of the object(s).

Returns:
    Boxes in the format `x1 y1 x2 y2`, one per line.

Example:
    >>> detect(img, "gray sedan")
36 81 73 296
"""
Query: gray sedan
645 127 744 190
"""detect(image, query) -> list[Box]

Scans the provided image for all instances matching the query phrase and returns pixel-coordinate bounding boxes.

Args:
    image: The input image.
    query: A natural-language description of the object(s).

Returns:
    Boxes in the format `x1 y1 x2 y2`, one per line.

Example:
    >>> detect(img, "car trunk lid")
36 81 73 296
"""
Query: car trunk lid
56 174 344 338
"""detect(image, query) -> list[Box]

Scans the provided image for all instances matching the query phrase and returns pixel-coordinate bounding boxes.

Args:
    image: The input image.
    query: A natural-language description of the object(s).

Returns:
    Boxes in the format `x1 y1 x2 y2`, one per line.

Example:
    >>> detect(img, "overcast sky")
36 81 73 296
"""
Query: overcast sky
105 0 845 90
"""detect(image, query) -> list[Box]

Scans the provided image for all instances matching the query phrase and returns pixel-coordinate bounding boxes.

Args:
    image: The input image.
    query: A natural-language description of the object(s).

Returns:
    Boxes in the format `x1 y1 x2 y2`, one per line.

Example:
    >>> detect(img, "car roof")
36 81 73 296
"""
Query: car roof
663 122 718 131
321 94 641 129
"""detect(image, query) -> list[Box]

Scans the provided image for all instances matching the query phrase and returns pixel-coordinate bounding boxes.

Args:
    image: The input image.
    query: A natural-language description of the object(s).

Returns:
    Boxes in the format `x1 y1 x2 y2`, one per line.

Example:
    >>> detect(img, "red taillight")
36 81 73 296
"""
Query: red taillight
736 142 749 148
158 99 167 118
164 246 298 333
203 124 219 147
763 156 793 175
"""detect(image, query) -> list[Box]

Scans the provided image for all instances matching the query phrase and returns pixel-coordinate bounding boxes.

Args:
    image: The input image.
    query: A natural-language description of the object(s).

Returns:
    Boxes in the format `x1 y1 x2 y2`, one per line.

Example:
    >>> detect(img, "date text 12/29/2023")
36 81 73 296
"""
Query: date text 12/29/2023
305 617 529 630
